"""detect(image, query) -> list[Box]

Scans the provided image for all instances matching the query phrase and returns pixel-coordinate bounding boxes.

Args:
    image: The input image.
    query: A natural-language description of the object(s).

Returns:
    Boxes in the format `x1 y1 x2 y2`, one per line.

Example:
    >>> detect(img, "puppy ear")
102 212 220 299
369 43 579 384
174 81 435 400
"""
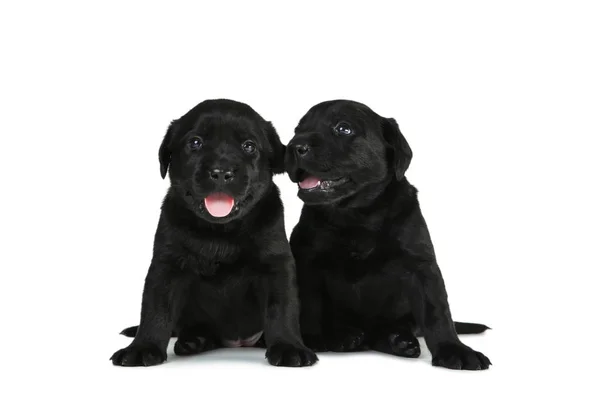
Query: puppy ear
159 121 178 179
382 118 413 180
264 121 286 174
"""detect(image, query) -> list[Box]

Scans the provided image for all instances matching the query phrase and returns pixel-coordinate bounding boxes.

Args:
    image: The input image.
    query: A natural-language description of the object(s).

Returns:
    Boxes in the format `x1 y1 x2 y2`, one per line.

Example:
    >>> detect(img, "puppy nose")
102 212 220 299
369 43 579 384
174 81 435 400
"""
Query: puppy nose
295 144 310 157
209 168 235 183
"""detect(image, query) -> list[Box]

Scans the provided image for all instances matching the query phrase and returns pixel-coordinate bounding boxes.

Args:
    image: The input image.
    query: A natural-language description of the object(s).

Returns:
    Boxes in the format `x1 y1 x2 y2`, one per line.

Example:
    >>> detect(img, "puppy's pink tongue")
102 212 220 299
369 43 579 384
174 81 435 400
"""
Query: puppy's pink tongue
204 193 235 217
299 176 320 189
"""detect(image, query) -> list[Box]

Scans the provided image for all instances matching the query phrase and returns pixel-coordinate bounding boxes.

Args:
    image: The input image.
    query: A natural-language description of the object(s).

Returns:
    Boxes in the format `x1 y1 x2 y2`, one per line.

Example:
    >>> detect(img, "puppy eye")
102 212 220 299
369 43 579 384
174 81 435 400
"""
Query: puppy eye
242 140 257 154
334 122 353 136
189 136 203 150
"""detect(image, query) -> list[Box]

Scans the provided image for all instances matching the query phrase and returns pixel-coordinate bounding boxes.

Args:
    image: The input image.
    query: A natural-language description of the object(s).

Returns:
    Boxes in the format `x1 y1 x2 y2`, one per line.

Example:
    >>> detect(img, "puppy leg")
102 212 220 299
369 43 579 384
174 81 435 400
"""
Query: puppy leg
262 254 318 367
297 270 328 352
291 229 328 352
406 261 491 370
297 276 366 352
400 208 491 370
110 263 190 367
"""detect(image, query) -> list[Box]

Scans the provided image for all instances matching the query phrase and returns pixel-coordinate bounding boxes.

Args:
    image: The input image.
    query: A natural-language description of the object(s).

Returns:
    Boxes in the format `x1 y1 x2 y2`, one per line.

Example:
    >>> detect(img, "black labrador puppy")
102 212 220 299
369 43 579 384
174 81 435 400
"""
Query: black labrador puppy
111 99 316 367
285 100 491 370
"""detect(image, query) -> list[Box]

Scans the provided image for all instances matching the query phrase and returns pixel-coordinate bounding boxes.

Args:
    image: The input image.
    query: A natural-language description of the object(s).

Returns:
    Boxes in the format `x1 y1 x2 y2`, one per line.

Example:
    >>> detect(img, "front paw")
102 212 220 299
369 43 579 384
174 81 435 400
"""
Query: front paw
326 326 367 352
302 334 328 352
110 343 166 367
266 343 318 367
432 343 491 370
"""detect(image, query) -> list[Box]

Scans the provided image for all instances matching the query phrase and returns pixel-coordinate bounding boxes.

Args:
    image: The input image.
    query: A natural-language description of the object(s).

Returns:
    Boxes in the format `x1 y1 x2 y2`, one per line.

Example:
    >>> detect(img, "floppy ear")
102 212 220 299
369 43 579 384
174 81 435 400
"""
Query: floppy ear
382 118 413 180
159 121 178 179
264 121 286 174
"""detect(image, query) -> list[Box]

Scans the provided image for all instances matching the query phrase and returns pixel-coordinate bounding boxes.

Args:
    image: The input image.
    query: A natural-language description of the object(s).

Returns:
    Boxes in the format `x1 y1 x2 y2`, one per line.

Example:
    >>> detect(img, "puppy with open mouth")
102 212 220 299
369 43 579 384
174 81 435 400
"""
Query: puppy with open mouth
111 99 316 367
285 100 491 370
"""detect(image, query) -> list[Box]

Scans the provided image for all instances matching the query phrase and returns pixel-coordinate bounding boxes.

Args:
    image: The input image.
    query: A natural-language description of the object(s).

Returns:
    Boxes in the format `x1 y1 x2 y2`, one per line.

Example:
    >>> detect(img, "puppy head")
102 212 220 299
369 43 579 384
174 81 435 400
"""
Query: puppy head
285 100 412 205
159 99 285 223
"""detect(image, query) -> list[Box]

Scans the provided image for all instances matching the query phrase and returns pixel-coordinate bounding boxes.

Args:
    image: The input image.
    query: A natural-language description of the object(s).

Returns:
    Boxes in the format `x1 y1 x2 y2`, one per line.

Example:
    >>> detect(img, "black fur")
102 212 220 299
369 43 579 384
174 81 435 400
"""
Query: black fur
119 321 489 338
285 100 491 370
111 99 316 367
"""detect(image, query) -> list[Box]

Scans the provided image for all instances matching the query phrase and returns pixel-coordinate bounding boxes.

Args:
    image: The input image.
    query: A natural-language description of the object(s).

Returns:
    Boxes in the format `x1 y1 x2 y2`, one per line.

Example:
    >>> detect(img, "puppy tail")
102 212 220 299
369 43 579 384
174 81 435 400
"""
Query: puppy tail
120 325 139 337
454 321 491 334
119 325 177 338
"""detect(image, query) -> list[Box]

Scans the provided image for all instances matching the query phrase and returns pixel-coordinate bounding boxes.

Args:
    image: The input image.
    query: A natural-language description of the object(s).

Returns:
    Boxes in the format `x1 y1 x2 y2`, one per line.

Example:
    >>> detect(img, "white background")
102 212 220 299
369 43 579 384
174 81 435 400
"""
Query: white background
1 1 599 399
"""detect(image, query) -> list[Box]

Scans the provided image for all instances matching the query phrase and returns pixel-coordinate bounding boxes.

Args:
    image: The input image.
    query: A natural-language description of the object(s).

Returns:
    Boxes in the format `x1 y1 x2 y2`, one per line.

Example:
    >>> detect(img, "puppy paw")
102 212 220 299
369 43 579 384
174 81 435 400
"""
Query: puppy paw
385 333 421 358
326 326 367 352
174 336 218 356
432 343 491 370
110 343 166 367
302 334 328 352
266 343 318 367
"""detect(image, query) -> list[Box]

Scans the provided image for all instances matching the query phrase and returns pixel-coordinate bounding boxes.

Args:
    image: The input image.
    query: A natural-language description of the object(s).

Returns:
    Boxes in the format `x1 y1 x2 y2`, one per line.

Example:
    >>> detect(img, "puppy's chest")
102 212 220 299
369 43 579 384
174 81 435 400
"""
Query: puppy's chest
323 229 381 261
182 236 246 276
316 229 404 280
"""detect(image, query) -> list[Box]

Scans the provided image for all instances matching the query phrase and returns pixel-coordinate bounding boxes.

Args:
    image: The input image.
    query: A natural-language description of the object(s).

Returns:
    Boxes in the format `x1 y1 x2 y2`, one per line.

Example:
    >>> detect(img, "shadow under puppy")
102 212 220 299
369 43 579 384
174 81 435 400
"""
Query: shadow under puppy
285 100 491 370
112 99 316 367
